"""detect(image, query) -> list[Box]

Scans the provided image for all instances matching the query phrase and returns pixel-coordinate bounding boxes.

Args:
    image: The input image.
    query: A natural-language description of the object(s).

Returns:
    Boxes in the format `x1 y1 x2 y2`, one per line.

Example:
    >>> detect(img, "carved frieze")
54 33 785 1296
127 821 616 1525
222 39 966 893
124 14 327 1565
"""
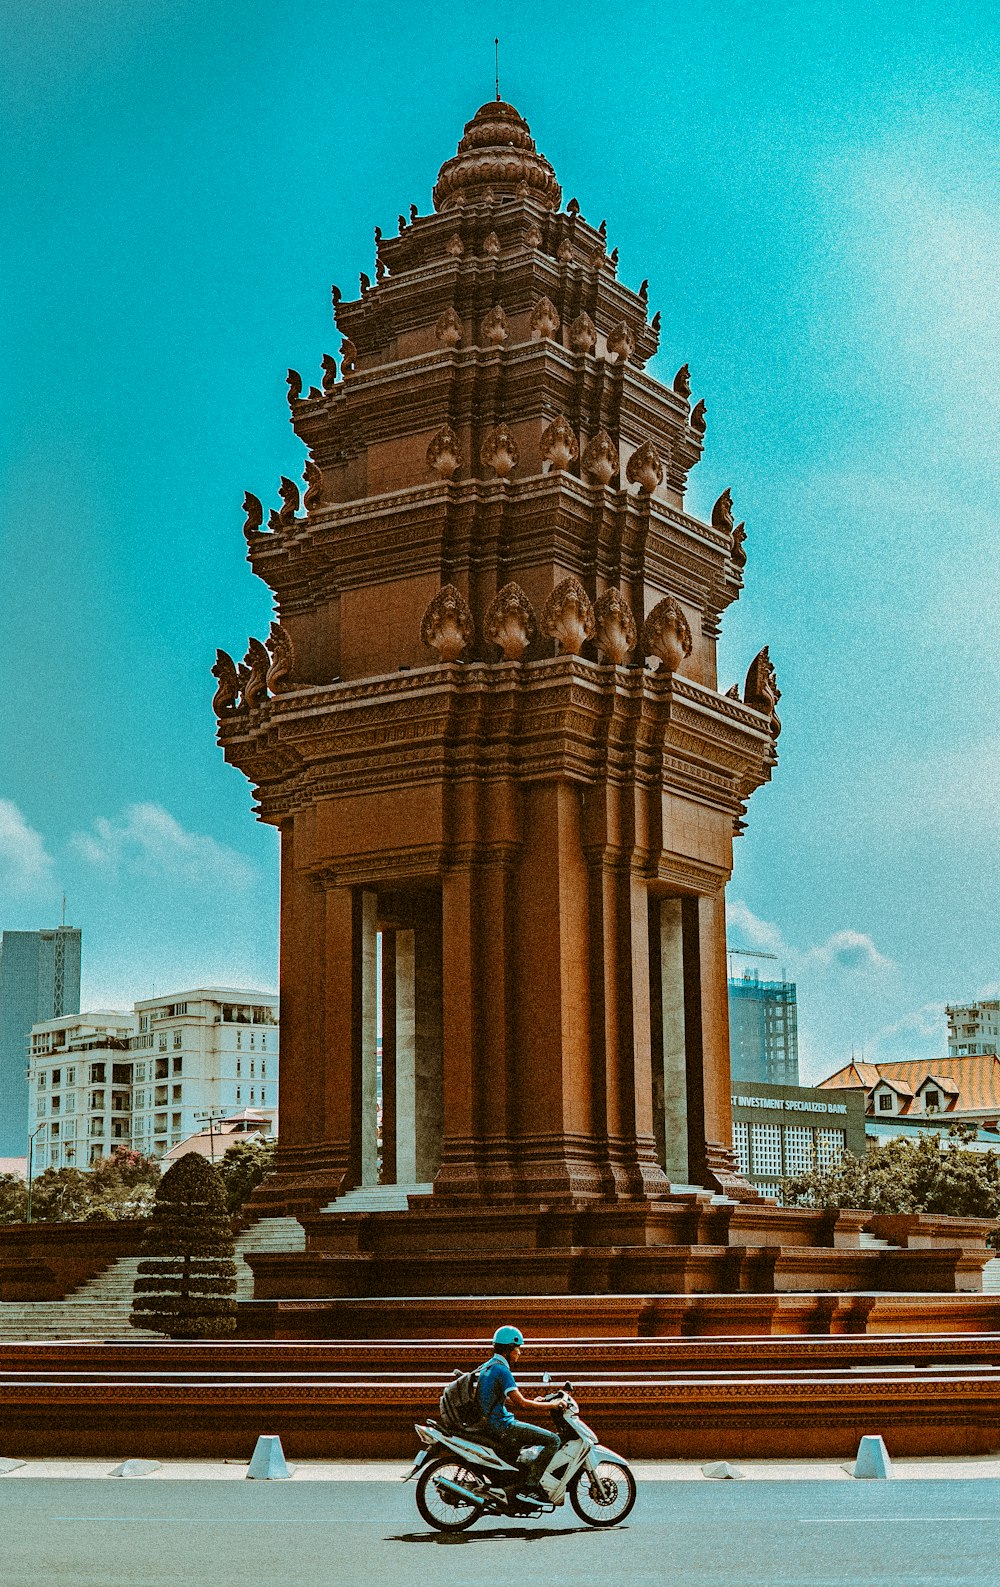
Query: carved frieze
540 415 579 471
420 584 475 662
594 589 637 664
642 596 693 672
483 582 537 660
426 424 462 478
480 422 518 478
541 577 596 654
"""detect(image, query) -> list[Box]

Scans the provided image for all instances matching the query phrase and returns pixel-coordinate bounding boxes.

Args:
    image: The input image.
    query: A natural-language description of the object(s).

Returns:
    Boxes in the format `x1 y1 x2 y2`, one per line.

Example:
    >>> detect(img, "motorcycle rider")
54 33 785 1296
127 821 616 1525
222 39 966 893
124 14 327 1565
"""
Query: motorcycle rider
477 1325 562 1493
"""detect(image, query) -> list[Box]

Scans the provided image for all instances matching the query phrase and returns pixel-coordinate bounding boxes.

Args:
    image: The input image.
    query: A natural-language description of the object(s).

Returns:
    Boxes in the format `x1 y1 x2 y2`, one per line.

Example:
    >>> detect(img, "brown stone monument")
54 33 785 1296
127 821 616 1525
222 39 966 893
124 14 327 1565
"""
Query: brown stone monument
216 102 781 1228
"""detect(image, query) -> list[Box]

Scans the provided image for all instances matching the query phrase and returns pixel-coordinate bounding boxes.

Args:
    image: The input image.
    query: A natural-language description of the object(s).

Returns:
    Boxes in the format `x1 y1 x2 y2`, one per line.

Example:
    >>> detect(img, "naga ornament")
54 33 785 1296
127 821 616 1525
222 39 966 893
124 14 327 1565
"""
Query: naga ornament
483 583 537 660
420 585 474 663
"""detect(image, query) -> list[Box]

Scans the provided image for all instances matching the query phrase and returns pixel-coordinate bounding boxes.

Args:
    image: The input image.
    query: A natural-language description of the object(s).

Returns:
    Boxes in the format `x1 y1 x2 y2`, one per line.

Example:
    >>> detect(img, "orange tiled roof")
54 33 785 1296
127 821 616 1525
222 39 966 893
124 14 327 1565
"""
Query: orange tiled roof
820 1054 1000 1113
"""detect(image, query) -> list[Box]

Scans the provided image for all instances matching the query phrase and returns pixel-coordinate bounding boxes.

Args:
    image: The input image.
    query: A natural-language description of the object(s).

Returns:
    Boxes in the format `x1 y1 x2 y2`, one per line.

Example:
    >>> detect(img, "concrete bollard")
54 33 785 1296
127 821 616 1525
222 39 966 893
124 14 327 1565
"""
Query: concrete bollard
850 1435 893 1479
109 1459 162 1478
246 1435 292 1480
701 1461 747 1480
0 1459 26 1476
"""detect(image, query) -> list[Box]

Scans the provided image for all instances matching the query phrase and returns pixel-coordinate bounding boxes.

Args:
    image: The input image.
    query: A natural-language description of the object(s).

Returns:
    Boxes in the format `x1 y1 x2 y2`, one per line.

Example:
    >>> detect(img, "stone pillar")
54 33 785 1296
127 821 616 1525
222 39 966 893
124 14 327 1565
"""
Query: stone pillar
357 888 379 1188
657 901 688 1187
380 929 397 1185
414 907 443 1183
393 927 417 1184
436 865 480 1197
682 890 740 1191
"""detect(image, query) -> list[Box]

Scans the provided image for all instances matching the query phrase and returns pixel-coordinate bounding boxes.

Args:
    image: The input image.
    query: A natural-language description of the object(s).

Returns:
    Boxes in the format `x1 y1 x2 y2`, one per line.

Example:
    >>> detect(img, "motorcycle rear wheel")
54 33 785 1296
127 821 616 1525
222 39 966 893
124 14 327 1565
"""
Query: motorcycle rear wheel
415 1458 484 1532
569 1461 637 1527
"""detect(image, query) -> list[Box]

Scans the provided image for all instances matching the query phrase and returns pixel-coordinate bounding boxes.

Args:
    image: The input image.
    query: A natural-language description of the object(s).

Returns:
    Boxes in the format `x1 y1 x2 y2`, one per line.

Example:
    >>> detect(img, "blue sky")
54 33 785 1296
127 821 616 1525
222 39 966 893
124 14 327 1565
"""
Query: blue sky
1 0 996 1079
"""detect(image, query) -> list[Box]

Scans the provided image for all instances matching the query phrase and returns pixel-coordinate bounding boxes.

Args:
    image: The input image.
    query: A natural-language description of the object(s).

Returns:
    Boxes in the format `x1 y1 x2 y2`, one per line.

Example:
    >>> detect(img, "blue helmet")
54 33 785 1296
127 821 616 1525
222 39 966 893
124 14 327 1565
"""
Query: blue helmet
493 1325 524 1349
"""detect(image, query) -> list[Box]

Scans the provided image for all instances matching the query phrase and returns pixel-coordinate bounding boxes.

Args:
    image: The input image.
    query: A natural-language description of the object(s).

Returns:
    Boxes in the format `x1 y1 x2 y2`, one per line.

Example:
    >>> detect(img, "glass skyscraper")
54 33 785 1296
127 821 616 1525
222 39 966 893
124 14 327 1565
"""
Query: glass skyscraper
0 927 82 1156
728 972 799 1087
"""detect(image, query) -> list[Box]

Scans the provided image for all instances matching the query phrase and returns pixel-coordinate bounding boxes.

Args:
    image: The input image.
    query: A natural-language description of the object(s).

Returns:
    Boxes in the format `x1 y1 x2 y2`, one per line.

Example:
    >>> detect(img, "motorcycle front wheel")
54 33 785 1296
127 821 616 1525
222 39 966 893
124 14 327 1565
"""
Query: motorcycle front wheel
569 1460 637 1527
415 1458 484 1532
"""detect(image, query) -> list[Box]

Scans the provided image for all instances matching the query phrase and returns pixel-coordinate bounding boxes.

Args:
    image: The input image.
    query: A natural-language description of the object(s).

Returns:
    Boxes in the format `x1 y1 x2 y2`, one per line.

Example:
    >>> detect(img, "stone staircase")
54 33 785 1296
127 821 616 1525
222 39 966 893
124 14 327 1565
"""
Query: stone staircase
321 1183 432 1214
0 1217 307 1341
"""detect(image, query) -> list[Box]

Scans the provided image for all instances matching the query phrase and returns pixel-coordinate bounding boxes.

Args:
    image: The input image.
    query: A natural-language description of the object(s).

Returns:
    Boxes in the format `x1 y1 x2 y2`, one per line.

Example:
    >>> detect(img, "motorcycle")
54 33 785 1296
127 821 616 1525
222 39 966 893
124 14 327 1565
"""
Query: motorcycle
404 1377 637 1532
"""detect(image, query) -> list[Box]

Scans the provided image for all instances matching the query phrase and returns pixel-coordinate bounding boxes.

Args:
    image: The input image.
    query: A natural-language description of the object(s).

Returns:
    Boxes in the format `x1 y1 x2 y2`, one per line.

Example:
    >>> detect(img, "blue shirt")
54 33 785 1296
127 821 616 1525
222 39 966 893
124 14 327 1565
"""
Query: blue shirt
478 1353 517 1432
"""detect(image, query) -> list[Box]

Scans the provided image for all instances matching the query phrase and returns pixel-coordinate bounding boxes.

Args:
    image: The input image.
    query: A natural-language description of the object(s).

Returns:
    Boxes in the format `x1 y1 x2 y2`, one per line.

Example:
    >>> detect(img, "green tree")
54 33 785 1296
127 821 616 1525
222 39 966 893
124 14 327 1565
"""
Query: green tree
0 1173 27 1224
216 1135 277 1215
130 1153 238 1338
86 1147 161 1220
784 1126 1000 1233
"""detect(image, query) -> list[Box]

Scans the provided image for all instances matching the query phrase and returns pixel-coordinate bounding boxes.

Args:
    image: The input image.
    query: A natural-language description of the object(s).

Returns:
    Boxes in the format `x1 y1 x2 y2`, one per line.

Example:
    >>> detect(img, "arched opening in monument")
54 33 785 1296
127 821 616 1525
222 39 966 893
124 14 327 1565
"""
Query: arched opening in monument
369 888 443 1190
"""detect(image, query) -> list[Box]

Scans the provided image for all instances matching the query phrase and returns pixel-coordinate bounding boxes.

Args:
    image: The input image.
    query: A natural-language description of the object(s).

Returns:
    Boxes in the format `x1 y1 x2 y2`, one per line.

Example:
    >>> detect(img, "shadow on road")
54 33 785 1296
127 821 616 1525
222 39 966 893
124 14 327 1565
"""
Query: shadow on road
388 1526 615 1545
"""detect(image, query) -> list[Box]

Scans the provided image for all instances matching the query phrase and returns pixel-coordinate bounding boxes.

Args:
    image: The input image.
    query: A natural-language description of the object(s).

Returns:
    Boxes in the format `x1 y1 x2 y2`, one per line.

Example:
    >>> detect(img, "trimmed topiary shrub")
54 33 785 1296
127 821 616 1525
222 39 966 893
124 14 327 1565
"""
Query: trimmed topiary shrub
130 1153 238 1338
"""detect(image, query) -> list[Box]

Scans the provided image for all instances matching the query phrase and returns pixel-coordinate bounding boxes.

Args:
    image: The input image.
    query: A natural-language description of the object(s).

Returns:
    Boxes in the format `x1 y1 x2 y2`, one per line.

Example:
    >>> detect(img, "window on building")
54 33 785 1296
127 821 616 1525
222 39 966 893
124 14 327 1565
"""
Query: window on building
89 1090 104 1110
236 1032 242 1050
250 1059 255 1076
783 1127 815 1177
112 1064 131 1085
90 1118 105 1137
37 1098 46 1117
155 1086 167 1106
134 1090 145 1108
89 1063 105 1084
135 1063 145 1082
261 1061 266 1077
878 1093 893 1112
925 1090 940 1113
50 1122 59 1138
749 1122 783 1180
816 1129 846 1169
172 1056 182 1074
236 1086 241 1102
37 1073 46 1089
172 1085 182 1102
50 1095 60 1112
261 1036 267 1051
260 1087 266 1105
51 1068 61 1086
65 1093 75 1112
171 1112 181 1128
236 1059 241 1076
66 1067 75 1085
155 1059 168 1079
173 1032 182 1049
250 1088 255 1103
158 1034 167 1051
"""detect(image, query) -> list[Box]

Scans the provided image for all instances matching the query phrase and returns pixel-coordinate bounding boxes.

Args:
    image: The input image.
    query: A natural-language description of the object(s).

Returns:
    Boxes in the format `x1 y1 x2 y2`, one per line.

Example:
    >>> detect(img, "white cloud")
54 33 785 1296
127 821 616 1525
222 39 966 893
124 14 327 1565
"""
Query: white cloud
72 803 255 890
869 1002 948 1061
0 800 54 895
727 901 893 977
806 929 893 974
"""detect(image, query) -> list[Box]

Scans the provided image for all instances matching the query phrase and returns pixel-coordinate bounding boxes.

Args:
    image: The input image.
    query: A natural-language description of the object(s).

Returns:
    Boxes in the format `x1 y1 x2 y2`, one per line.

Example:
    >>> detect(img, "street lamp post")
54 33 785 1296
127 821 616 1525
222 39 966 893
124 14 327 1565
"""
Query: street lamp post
26 1120 47 1223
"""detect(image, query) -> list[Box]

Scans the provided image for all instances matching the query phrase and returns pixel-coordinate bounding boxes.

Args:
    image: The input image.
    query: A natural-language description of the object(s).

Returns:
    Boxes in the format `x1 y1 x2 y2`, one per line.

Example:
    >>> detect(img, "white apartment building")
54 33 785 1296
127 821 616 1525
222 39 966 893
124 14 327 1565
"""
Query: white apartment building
947 1000 1000 1057
28 1012 138 1170
26 988 279 1167
129 988 278 1157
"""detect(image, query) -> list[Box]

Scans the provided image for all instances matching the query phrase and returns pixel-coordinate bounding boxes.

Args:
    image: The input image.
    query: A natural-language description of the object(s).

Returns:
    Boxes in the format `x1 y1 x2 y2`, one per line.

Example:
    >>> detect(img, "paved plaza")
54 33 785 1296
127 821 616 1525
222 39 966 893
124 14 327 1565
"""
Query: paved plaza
1 1470 998 1586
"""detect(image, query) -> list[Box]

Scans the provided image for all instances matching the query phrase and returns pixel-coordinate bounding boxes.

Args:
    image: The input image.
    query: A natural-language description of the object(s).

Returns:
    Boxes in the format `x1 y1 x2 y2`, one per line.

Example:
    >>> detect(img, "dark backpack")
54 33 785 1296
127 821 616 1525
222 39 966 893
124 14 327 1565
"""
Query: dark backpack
438 1368 484 1433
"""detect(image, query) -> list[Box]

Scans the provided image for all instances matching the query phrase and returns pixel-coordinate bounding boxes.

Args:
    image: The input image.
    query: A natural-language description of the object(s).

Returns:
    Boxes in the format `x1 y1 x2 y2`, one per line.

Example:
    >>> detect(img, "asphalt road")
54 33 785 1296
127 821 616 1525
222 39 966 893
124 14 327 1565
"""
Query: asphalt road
1 1479 998 1587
